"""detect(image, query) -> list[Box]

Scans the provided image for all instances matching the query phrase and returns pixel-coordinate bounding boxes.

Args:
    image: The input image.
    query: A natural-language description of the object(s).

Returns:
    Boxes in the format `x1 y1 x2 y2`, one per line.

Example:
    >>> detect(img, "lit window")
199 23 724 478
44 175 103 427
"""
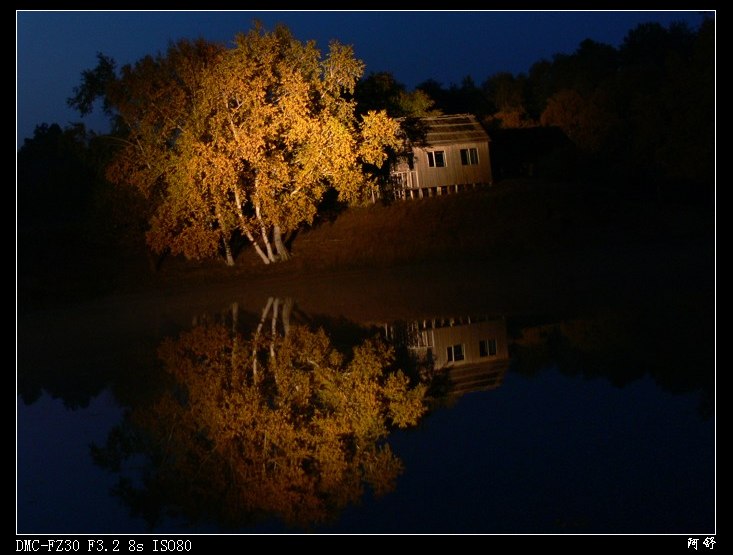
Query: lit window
447 344 465 362
460 148 479 165
427 150 446 167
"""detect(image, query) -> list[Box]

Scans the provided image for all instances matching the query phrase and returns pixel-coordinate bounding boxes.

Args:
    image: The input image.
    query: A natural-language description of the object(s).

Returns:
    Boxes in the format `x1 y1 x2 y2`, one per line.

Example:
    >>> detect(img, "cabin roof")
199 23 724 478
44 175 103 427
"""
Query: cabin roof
420 114 490 146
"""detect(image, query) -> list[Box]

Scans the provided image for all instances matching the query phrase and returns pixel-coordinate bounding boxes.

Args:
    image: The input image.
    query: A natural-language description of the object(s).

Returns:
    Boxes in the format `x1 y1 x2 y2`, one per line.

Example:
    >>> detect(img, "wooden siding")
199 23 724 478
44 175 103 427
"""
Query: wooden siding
427 317 509 369
412 142 491 189
386 316 508 367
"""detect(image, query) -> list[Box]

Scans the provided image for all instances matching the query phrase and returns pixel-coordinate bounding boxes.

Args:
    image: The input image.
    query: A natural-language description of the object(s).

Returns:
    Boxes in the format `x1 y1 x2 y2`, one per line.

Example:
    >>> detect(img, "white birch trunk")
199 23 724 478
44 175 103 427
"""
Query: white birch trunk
252 297 274 380
273 224 290 261
233 188 271 265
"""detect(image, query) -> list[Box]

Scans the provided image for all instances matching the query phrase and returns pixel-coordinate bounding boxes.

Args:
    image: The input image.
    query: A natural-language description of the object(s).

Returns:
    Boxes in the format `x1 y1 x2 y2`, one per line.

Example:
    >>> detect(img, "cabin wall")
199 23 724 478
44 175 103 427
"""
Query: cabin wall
414 142 491 188
429 318 508 369
392 141 492 198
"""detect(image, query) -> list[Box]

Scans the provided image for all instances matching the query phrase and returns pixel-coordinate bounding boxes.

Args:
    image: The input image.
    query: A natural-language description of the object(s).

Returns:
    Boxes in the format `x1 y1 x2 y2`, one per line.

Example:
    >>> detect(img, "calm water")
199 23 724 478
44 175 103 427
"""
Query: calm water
17 260 715 534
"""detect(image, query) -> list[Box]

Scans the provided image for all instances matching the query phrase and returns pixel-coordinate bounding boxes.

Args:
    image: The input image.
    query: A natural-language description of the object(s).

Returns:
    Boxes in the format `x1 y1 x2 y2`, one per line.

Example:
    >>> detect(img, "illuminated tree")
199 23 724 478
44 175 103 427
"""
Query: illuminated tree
69 23 400 266
93 299 427 529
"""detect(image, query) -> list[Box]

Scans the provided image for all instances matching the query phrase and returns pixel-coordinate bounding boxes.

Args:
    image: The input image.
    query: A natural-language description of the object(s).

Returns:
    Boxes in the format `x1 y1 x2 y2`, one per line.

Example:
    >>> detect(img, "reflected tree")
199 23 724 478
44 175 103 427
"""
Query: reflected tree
92 298 427 530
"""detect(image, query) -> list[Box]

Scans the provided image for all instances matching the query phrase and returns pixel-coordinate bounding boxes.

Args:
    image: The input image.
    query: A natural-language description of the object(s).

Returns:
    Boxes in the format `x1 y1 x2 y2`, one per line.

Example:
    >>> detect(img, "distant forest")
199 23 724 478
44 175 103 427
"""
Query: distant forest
17 17 715 289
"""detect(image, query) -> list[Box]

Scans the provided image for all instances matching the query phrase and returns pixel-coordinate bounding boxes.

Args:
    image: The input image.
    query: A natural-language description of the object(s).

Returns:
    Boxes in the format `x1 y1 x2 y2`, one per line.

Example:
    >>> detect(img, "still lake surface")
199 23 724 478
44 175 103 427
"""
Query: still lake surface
17 253 715 534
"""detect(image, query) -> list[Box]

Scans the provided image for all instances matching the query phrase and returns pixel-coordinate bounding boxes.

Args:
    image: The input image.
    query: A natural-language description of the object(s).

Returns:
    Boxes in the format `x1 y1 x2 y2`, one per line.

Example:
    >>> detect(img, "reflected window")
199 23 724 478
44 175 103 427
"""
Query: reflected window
479 339 497 357
427 150 446 168
460 147 479 165
447 344 465 362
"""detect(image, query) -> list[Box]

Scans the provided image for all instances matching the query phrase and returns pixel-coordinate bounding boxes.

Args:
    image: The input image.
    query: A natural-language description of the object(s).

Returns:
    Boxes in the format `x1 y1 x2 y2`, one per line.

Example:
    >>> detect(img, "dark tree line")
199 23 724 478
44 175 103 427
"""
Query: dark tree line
17 123 149 307
356 17 714 196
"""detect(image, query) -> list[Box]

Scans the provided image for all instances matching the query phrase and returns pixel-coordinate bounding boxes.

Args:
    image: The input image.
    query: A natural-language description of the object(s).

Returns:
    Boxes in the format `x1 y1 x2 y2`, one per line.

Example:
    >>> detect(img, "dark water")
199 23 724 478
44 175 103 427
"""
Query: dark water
17 256 715 535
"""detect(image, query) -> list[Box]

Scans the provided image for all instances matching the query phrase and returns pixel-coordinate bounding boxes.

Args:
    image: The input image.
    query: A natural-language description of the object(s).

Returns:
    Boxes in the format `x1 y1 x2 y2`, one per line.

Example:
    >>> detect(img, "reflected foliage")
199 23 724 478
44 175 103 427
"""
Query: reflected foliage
92 300 427 530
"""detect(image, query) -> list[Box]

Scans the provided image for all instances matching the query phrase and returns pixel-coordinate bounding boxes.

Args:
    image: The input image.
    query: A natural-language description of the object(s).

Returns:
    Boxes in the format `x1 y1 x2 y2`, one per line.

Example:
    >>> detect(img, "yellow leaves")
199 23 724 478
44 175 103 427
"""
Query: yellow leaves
322 41 365 95
384 372 428 428
359 110 402 166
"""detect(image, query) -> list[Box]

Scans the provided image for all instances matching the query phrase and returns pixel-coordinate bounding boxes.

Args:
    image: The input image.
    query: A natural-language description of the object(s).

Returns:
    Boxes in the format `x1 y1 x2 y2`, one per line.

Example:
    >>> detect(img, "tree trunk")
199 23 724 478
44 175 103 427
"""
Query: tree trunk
222 238 235 266
246 229 271 265
234 189 271 265
273 225 291 261
270 297 279 360
215 203 235 266
281 298 293 337
254 200 277 263
252 297 274 380
261 228 277 262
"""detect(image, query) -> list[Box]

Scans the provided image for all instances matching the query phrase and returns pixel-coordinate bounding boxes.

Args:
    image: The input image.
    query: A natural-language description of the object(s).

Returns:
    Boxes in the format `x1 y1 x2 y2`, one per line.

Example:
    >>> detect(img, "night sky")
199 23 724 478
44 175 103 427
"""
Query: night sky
16 10 709 148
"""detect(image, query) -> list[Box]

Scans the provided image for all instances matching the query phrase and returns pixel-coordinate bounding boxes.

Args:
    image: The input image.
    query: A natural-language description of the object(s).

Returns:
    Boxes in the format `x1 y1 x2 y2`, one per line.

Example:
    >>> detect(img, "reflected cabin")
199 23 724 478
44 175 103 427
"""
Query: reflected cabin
391 114 493 200
385 315 509 396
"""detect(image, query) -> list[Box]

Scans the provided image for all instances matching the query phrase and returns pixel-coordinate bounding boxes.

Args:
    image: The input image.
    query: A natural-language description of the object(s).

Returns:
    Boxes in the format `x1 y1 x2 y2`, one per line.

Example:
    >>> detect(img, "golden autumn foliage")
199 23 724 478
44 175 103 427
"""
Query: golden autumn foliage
111 300 426 529
75 23 400 266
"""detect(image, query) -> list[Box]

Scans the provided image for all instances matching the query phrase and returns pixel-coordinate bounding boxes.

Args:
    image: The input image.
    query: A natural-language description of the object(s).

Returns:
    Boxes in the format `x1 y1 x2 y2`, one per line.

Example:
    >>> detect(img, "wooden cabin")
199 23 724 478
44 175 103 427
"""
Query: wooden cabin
391 114 493 200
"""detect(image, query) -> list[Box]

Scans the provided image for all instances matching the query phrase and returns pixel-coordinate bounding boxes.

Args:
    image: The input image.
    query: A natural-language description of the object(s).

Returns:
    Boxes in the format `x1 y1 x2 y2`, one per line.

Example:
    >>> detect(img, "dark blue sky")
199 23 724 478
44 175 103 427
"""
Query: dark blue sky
16 10 710 147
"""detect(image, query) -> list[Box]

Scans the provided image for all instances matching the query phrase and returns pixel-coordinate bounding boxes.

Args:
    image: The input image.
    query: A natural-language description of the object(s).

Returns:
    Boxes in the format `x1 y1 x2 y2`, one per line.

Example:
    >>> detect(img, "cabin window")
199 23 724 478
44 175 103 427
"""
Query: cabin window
447 344 465 362
427 150 446 168
460 148 479 165
479 339 498 357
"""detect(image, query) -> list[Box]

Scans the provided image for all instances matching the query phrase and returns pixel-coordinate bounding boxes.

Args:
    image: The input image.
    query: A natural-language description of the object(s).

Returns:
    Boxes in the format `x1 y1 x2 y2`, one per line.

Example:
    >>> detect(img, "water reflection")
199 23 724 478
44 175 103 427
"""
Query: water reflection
385 315 509 400
17 286 714 533
510 308 714 420
90 299 518 530
91 298 428 531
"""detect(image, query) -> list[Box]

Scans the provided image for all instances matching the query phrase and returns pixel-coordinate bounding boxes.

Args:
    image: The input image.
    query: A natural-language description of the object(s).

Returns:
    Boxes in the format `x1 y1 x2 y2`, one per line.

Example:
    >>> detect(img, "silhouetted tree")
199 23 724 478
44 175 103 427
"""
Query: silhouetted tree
17 121 149 305
416 76 491 116
18 123 95 229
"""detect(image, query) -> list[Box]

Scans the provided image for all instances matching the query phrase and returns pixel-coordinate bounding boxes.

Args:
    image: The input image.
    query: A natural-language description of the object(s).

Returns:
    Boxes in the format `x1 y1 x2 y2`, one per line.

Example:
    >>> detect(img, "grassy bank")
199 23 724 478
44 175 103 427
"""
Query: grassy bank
152 178 713 281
